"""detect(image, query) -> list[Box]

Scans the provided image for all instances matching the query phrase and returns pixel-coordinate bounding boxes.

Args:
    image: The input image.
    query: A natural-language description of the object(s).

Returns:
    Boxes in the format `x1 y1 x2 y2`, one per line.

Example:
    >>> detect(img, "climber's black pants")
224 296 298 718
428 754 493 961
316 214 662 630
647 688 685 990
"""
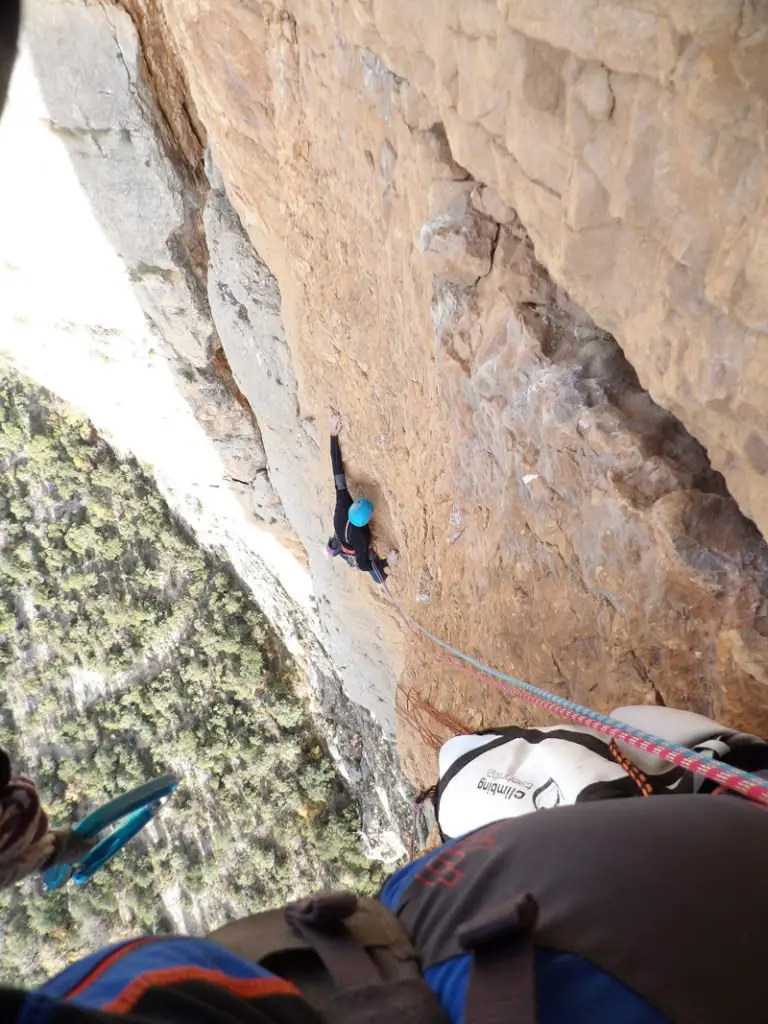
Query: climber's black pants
330 436 385 580
369 558 389 584
331 436 353 537
331 435 347 491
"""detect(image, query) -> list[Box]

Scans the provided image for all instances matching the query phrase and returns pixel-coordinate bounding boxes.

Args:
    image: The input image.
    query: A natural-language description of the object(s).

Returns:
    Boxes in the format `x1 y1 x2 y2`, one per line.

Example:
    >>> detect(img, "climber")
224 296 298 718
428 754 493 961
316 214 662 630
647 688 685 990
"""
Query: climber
327 414 394 583
2 774 766 1023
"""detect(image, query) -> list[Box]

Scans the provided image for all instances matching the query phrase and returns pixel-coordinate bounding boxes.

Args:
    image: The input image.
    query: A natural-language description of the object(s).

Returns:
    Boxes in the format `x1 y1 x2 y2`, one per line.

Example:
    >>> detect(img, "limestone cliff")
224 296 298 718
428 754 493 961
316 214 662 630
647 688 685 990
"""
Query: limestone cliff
6 0 768 789
1 0 408 854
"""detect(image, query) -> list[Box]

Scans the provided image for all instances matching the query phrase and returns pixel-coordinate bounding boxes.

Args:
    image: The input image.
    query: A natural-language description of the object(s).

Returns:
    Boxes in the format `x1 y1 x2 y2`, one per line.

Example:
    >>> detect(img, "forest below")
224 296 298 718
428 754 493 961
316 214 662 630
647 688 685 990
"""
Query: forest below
0 371 381 985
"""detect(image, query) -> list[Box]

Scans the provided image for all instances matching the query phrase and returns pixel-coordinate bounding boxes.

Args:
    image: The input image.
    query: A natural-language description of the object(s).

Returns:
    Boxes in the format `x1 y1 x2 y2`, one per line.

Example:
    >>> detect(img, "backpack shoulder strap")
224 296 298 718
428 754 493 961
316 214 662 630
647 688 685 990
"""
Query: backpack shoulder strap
458 894 538 1024
209 890 450 1024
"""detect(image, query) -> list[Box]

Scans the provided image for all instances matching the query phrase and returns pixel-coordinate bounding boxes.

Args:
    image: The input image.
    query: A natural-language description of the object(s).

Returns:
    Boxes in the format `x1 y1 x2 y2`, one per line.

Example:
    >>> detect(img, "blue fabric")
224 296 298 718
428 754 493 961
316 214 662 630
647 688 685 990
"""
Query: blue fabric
535 951 669 1024
31 940 139 1000
381 845 669 1024
379 841 452 909
424 958 470 1022
425 951 670 1024
36 936 278 1011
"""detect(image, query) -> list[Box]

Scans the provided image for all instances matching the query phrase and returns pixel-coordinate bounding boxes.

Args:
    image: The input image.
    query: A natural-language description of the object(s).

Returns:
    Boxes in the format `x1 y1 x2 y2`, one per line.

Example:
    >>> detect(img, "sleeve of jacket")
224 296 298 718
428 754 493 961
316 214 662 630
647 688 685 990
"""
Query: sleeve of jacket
352 530 374 572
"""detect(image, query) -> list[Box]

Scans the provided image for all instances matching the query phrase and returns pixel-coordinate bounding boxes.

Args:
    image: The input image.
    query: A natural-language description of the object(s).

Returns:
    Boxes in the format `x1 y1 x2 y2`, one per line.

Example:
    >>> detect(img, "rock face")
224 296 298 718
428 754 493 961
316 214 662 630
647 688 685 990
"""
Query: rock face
146 0 768 540
339 0 768 537
3 0 409 852
10 0 768 790
108 0 768 782
203 167 404 727
20 0 266 522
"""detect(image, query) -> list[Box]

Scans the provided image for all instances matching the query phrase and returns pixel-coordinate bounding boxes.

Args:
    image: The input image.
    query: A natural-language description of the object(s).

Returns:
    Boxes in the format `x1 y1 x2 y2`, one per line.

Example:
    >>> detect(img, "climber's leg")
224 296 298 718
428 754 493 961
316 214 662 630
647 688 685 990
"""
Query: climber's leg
370 558 388 584
330 435 347 491
331 442 352 542
334 487 353 531
331 434 355 539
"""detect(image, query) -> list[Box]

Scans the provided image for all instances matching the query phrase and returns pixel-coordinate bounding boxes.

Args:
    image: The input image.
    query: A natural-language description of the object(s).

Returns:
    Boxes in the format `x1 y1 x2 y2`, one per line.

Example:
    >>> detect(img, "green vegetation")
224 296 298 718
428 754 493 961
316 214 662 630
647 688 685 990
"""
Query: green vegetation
0 371 380 985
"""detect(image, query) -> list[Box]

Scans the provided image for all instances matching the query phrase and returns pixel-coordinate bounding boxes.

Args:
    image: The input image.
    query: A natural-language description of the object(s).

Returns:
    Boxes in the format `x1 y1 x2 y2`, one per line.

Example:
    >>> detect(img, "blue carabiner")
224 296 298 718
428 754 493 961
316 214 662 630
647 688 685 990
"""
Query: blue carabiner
42 772 178 891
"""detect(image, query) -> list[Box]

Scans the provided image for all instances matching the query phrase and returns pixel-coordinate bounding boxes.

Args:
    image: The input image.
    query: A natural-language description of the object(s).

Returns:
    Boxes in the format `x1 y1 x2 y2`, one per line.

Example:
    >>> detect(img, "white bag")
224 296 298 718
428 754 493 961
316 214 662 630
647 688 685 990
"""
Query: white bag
435 706 768 840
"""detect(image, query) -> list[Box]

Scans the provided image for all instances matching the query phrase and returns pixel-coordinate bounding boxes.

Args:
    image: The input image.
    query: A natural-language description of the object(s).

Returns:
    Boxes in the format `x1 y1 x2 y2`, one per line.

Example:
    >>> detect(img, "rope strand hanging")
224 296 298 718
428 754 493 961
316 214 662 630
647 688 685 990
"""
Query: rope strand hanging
373 568 768 809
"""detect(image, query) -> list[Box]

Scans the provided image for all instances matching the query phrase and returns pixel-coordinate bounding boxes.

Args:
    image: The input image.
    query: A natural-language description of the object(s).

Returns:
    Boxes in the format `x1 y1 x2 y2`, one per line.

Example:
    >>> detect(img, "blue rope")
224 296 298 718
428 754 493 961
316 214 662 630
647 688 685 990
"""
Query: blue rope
373 568 768 804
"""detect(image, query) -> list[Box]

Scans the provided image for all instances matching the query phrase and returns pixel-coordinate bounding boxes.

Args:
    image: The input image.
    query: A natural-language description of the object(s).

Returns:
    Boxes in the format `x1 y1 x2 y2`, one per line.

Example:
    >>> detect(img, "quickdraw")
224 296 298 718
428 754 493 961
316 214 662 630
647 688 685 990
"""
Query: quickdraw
43 772 178 890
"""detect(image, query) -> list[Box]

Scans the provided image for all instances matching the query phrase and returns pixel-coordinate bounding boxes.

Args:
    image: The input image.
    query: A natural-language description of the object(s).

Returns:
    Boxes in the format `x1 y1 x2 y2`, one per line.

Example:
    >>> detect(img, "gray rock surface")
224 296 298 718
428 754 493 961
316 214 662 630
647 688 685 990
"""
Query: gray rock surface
204 179 404 734
0 0 410 855
22 0 265 511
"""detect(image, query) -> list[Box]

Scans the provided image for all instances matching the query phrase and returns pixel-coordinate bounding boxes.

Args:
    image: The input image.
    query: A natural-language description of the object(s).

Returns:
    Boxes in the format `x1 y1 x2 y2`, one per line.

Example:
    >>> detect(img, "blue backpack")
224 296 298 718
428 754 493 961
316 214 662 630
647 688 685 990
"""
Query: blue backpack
20 795 766 1024
377 793 764 1024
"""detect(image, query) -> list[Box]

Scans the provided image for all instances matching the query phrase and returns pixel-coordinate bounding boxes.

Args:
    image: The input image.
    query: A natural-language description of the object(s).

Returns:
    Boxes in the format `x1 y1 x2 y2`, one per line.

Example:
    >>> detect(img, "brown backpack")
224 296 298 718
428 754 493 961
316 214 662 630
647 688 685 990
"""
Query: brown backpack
209 888 534 1024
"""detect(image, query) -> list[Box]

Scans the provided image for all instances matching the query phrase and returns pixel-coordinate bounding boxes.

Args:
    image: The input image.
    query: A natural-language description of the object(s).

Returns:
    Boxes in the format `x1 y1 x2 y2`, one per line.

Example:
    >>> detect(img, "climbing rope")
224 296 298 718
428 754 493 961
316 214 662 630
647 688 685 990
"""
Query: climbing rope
373 569 768 809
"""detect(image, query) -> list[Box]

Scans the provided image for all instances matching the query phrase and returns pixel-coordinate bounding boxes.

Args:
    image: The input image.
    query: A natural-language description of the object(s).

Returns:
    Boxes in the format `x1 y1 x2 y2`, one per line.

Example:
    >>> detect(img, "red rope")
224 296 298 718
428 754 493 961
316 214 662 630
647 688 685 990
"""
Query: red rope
376 571 768 809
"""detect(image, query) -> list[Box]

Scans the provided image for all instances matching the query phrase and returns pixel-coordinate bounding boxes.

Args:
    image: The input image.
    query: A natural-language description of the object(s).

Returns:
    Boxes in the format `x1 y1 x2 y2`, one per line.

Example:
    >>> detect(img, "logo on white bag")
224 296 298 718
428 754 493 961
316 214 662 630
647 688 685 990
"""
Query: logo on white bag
476 768 531 802
532 777 562 810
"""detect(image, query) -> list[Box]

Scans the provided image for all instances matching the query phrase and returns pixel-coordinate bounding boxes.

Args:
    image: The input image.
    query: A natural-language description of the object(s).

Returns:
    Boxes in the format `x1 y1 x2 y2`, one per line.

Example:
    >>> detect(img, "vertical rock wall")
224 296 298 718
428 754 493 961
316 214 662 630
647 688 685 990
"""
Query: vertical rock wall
2 0 409 850
126 0 768 782
8 0 768 791
334 0 768 538
204 165 404 727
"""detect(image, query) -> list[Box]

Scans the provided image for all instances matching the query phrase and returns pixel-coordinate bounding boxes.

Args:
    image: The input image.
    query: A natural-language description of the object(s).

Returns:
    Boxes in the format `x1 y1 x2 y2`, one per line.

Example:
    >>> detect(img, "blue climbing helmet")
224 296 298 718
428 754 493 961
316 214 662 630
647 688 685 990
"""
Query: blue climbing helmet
348 498 373 528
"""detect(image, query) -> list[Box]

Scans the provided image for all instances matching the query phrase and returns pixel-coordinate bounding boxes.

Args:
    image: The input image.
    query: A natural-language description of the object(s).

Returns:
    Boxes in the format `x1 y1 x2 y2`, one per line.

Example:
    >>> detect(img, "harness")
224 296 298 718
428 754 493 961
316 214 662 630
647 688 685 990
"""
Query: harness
337 527 357 566
209 889 529 1024
343 521 355 550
